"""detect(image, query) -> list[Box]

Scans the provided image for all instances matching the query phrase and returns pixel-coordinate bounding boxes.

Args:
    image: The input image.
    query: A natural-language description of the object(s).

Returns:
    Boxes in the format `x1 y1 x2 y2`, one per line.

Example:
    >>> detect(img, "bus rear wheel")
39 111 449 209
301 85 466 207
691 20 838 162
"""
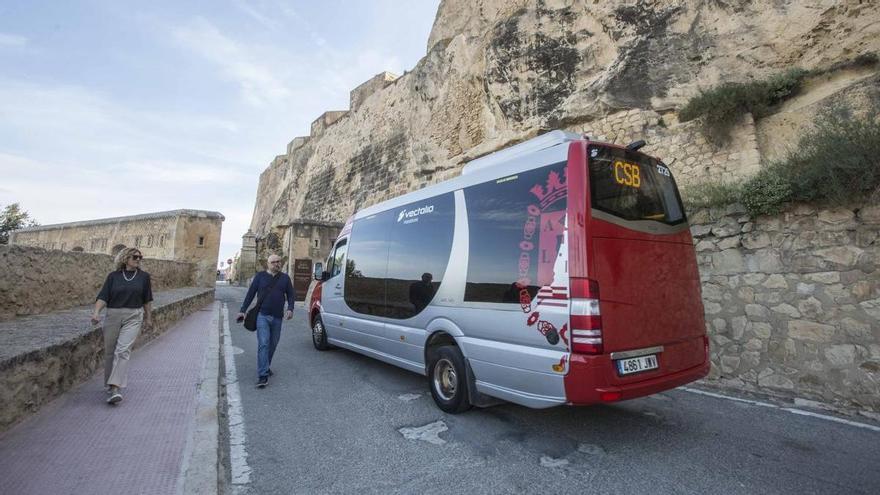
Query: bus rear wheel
427 345 472 414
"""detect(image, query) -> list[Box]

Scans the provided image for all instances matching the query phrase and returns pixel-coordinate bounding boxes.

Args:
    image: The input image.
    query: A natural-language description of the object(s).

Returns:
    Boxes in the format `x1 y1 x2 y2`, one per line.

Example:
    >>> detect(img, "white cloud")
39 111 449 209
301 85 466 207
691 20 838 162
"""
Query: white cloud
232 0 281 31
118 159 250 184
0 33 27 47
172 18 291 106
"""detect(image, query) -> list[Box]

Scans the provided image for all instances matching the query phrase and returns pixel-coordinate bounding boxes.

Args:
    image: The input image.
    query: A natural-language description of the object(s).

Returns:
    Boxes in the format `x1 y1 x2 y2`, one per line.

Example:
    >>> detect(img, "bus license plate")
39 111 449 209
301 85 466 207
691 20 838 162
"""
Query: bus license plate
617 354 658 375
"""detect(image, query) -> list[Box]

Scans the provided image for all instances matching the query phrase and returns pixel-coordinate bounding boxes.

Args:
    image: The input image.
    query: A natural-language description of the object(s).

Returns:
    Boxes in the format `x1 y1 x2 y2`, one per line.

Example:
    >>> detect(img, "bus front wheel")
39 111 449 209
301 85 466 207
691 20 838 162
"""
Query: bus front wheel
312 315 330 351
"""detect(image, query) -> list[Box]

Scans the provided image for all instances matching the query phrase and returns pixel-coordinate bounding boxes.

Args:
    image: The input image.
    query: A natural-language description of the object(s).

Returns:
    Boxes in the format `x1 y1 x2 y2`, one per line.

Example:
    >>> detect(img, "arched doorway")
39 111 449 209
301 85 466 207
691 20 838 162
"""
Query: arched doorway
71 246 84 252
111 244 127 255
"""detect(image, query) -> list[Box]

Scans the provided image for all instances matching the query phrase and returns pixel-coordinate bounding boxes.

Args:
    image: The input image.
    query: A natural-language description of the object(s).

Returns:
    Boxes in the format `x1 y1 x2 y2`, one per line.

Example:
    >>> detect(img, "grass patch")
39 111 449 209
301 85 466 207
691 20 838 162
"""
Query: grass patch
681 181 742 211
684 104 880 216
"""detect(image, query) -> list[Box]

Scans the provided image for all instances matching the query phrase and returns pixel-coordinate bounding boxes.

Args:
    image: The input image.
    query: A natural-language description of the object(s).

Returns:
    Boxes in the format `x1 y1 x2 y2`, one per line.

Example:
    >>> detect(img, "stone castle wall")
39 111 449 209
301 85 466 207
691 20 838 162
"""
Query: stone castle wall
694 203 880 412
0 245 196 320
248 1 879 235
10 209 223 287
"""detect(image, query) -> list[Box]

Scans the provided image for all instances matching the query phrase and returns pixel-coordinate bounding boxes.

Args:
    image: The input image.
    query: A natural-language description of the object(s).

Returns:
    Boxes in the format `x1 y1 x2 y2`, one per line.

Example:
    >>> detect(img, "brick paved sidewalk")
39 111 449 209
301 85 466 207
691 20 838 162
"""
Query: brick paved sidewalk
0 302 219 495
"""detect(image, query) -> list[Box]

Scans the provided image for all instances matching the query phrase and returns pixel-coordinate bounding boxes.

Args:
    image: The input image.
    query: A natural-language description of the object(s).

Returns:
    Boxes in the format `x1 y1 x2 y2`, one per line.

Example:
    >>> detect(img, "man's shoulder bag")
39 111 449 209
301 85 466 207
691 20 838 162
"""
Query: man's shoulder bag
243 274 282 331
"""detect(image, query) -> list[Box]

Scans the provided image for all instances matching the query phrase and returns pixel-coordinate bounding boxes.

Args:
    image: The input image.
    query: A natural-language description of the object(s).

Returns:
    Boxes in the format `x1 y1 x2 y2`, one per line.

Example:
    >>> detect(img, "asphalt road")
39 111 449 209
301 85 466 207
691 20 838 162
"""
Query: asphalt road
217 285 880 495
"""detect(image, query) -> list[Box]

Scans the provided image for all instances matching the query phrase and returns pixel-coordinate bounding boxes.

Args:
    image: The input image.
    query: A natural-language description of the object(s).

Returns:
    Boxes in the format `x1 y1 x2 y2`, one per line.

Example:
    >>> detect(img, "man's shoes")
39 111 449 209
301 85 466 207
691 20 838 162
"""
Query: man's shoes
268 369 274 376
256 376 268 388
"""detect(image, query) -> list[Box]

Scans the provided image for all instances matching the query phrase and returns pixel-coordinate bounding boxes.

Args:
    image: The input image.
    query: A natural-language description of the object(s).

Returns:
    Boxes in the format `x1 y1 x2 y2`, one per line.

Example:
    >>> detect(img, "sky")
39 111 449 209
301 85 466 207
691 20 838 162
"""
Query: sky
0 0 441 267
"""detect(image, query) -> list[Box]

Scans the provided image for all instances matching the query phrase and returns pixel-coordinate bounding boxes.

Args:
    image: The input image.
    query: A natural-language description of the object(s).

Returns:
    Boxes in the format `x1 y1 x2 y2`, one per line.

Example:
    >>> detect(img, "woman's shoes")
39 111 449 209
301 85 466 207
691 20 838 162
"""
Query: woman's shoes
106 386 123 404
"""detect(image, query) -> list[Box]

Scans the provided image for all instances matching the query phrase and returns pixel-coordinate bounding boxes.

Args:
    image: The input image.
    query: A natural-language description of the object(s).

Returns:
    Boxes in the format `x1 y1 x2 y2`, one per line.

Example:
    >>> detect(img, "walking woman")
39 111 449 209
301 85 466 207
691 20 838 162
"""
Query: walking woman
90 247 153 404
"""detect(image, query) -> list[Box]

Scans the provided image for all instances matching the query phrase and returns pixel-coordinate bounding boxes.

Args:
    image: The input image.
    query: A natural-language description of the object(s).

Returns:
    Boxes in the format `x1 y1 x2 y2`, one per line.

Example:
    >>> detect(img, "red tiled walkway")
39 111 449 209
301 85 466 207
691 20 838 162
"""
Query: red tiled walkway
0 302 217 495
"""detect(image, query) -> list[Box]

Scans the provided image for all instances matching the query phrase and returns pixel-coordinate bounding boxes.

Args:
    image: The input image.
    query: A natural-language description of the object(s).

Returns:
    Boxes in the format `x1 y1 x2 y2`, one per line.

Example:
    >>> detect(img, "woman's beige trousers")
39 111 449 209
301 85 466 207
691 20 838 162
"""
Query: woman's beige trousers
103 307 143 388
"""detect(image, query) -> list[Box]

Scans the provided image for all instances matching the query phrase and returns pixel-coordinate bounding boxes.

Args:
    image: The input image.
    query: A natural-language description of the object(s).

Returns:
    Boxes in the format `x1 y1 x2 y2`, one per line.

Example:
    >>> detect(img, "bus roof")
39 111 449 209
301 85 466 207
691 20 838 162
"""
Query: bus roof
461 130 581 176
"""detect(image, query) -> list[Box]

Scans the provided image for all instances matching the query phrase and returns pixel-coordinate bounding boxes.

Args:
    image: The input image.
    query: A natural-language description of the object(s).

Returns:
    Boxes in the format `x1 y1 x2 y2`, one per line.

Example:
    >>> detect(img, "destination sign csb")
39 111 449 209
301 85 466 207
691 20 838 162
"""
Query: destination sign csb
613 160 641 188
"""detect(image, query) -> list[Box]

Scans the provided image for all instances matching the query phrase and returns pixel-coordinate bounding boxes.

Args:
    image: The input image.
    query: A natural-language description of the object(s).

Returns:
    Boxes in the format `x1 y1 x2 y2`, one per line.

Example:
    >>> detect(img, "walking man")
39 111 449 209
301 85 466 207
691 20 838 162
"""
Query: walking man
237 254 295 388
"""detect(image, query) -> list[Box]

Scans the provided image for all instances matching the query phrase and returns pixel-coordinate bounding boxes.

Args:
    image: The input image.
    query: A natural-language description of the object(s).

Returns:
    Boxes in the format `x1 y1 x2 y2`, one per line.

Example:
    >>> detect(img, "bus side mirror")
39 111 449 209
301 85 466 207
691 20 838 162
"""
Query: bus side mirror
313 263 323 281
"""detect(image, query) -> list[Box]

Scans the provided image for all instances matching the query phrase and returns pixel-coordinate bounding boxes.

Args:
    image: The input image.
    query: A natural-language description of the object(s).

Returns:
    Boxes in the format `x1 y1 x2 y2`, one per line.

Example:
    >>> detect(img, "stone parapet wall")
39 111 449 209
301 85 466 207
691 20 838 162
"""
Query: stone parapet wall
0 287 214 432
693 203 880 412
0 245 196 320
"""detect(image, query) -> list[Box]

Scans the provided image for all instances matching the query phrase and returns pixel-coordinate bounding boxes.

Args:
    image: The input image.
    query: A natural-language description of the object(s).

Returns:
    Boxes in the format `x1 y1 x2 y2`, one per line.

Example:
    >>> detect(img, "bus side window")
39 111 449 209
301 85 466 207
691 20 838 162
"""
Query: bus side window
463 161 568 303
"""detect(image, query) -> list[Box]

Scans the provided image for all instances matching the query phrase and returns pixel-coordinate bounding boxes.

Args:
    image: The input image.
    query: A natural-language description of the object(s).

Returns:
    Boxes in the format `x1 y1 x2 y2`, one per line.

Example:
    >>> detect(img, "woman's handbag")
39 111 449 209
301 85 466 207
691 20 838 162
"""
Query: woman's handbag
243 274 281 331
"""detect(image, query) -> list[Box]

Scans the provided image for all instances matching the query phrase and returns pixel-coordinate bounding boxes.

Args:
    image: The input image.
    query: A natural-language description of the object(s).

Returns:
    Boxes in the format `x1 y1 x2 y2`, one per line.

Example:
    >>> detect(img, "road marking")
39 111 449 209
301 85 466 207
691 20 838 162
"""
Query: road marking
399 420 448 445
397 393 422 402
222 303 253 485
680 387 880 432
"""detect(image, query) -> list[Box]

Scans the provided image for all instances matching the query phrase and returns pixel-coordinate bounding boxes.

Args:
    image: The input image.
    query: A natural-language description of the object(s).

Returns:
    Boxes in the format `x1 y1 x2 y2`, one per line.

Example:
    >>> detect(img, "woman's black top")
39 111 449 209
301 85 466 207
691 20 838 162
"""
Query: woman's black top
96 270 154 309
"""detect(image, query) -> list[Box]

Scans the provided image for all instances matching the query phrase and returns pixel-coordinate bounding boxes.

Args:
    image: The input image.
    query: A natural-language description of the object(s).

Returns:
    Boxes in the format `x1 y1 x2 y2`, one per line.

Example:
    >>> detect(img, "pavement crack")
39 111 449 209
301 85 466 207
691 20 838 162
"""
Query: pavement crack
540 455 570 468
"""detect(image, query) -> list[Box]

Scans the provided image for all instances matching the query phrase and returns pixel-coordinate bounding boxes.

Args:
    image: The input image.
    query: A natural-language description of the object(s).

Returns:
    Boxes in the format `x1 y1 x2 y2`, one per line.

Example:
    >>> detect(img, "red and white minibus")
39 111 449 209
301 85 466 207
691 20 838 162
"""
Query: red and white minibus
307 131 709 412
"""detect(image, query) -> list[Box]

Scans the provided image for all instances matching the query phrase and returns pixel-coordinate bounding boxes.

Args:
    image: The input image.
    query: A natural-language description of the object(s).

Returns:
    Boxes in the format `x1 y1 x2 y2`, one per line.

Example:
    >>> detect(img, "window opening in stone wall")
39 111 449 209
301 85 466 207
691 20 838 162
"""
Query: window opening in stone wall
134 236 142 247
198 236 205 247
159 234 165 247
314 239 319 248
146 235 153 247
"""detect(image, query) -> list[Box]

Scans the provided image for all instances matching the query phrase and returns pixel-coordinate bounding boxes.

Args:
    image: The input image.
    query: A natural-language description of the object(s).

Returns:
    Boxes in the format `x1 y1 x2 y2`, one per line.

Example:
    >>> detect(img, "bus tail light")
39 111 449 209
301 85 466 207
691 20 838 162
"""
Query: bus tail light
570 278 602 355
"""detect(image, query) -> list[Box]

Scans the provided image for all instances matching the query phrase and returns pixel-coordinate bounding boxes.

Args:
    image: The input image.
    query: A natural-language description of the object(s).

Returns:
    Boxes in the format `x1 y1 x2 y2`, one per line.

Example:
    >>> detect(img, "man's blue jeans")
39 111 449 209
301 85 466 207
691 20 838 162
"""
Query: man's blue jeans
256 313 282 378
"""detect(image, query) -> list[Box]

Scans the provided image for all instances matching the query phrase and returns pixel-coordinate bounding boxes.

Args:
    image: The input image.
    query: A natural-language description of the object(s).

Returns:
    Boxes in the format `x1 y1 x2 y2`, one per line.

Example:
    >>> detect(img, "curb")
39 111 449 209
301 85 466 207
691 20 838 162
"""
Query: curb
178 302 221 494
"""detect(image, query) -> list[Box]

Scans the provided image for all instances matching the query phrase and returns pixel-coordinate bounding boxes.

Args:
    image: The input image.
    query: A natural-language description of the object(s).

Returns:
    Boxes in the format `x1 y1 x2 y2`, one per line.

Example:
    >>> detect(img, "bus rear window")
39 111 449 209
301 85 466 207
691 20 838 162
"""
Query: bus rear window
588 145 685 225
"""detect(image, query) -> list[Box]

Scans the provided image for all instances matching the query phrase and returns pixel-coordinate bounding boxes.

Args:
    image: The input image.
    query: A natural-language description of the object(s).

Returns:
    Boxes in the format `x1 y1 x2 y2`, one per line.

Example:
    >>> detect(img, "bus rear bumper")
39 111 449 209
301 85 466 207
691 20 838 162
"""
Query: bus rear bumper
564 355 710 405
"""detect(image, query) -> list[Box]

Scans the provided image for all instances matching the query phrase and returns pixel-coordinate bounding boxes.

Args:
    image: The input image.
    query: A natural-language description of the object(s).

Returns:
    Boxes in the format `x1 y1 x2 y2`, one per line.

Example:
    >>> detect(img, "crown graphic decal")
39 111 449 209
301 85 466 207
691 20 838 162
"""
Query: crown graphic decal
529 169 567 209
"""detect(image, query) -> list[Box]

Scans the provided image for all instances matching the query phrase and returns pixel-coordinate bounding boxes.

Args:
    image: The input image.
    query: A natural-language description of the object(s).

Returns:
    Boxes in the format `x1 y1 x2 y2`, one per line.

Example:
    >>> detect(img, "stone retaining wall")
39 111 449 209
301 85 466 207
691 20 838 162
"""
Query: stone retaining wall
0 245 196 320
0 287 214 432
693 203 880 413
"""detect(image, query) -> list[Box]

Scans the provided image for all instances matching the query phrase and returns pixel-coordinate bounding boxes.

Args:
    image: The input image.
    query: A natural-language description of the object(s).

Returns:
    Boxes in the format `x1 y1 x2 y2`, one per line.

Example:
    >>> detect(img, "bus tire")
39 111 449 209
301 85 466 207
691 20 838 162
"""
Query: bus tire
427 345 473 414
311 315 330 351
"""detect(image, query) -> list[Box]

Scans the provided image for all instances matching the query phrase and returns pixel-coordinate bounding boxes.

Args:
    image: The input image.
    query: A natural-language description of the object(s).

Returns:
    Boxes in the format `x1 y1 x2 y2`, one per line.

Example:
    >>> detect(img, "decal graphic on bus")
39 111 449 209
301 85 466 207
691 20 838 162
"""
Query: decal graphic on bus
516 166 569 353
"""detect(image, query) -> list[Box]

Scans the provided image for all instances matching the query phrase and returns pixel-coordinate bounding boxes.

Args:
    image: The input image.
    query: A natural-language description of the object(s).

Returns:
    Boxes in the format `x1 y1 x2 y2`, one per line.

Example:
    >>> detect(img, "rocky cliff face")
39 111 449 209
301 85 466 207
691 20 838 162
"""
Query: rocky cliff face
249 0 879 235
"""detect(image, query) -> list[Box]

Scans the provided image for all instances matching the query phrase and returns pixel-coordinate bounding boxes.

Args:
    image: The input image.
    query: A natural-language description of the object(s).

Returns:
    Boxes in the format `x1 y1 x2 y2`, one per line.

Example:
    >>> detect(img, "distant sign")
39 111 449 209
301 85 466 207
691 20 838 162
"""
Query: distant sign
293 259 313 301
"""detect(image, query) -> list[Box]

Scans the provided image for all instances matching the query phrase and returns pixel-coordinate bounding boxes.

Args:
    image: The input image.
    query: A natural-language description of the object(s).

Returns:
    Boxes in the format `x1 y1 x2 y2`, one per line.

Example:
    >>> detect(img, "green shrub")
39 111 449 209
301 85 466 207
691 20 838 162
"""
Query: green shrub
739 165 792 216
679 69 809 144
781 105 880 204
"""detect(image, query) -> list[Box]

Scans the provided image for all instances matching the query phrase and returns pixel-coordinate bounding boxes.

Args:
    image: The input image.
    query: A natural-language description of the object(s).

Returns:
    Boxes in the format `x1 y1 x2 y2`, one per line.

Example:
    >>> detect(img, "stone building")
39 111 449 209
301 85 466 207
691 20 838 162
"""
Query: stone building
235 221 342 299
10 209 224 287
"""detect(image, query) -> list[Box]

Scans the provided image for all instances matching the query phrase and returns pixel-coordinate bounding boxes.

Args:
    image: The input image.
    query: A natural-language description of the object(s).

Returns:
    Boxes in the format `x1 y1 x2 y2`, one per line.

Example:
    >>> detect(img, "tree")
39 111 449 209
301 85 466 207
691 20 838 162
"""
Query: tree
0 203 39 244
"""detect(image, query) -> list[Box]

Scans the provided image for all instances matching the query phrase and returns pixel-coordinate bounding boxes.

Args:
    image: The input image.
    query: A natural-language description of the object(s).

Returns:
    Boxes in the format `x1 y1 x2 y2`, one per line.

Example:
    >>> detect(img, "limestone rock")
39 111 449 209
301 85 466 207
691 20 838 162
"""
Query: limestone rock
788 320 836 343
825 345 857 368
